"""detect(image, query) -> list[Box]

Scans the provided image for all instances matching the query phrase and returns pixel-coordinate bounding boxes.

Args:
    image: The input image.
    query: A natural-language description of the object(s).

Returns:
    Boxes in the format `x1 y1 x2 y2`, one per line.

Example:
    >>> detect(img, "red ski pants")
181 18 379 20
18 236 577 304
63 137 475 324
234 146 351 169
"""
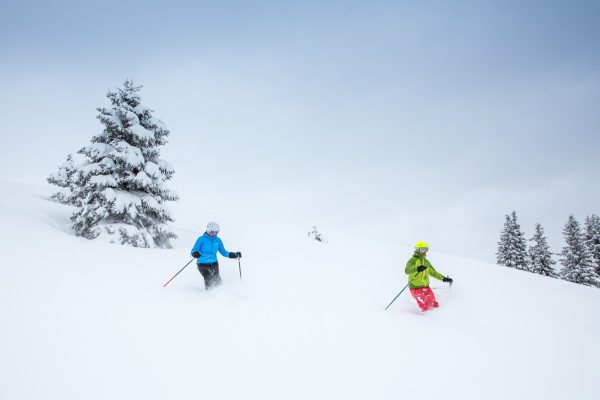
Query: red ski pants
410 287 439 312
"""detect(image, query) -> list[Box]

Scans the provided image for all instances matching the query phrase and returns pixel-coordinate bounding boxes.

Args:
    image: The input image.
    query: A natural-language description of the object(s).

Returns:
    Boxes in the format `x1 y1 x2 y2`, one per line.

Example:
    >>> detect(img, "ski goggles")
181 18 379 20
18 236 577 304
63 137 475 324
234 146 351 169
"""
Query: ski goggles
208 230 219 236
416 247 429 252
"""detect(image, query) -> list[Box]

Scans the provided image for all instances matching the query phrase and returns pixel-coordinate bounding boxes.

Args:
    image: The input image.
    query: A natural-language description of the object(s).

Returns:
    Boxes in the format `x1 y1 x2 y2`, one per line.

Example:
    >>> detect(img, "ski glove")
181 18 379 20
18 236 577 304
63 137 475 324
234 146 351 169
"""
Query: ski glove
228 252 241 259
417 265 427 272
443 277 453 283
192 251 201 259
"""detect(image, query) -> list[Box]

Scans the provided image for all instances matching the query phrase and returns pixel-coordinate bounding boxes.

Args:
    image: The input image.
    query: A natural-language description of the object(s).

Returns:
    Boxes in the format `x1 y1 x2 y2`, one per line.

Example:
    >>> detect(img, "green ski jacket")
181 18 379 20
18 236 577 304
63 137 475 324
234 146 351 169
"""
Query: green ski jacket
405 252 445 289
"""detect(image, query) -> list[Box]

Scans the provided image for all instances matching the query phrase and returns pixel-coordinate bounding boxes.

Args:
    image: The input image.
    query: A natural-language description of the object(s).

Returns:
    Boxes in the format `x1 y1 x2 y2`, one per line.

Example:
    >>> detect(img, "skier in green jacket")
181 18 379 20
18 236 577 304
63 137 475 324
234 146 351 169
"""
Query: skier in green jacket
405 241 453 312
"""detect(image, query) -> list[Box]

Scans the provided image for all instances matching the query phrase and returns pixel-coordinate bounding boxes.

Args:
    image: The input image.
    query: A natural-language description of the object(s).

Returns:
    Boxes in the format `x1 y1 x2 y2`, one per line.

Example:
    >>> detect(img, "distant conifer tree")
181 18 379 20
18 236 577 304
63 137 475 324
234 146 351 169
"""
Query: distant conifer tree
48 79 178 248
559 215 598 287
584 214 600 278
496 211 529 271
528 223 557 277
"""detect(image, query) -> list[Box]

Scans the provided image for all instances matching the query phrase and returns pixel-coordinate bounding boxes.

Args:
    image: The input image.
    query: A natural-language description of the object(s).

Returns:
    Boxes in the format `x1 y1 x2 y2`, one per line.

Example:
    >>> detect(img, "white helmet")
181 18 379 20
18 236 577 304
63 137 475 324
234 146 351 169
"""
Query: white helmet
206 221 220 233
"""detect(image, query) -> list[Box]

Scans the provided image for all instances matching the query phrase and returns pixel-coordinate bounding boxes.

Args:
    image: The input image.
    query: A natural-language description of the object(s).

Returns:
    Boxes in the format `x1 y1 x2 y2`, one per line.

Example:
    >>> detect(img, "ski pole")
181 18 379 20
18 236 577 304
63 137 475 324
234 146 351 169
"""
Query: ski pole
384 271 421 311
384 282 410 310
238 258 242 280
163 258 194 287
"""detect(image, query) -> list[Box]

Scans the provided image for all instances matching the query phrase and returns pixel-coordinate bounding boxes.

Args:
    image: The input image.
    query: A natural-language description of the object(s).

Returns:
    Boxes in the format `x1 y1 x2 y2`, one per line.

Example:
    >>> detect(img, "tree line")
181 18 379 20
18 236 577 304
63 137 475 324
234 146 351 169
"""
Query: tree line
497 211 600 287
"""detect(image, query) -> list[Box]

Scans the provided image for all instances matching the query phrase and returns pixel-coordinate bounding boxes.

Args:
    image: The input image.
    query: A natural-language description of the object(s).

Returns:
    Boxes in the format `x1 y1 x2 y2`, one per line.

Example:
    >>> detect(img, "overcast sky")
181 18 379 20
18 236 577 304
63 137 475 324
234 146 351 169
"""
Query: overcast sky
1 0 599 262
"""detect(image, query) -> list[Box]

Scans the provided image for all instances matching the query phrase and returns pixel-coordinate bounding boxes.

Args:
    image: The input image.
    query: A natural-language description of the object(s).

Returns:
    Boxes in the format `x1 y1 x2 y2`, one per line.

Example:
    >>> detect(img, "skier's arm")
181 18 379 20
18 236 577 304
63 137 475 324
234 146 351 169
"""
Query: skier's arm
405 257 418 278
217 240 230 257
191 237 202 257
428 264 445 281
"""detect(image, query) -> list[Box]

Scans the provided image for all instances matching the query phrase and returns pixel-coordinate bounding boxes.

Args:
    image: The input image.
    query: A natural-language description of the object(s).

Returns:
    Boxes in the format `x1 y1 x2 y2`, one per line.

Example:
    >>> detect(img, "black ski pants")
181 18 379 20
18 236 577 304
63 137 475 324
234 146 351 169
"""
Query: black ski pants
197 262 222 290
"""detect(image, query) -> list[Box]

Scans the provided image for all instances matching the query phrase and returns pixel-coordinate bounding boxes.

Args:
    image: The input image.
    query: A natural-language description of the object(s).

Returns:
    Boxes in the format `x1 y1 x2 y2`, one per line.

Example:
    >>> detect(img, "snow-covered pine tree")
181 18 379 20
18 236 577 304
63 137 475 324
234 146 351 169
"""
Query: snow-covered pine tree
47 154 80 205
528 223 557 277
559 215 598 287
584 214 600 278
496 210 529 271
67 79 178 248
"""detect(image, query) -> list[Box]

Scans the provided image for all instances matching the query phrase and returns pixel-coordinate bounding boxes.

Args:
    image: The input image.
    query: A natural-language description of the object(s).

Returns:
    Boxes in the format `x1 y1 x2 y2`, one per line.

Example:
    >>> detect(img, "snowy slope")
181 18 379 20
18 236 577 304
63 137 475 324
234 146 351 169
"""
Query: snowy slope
1 181 599 400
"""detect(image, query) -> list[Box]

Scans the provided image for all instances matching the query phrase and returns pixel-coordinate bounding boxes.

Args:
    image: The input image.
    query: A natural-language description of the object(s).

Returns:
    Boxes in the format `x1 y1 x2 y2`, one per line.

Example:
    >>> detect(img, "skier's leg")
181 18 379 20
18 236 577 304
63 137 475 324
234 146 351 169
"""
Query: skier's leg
212 263 222 287
425 287 439 308
197 265 212 289
203 263 221 290
206 267 216 289
410 288 429 311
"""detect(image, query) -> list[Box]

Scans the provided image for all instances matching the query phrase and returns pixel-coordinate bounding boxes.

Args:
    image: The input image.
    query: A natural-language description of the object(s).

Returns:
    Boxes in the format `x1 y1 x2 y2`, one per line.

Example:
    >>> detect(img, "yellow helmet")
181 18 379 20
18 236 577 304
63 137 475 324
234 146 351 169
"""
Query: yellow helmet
415 241 429 250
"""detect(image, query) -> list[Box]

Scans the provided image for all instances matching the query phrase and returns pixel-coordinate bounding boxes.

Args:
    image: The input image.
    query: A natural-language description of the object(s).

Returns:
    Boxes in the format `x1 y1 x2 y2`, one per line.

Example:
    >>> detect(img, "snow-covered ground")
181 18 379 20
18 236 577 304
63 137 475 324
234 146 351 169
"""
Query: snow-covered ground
1 181 599 400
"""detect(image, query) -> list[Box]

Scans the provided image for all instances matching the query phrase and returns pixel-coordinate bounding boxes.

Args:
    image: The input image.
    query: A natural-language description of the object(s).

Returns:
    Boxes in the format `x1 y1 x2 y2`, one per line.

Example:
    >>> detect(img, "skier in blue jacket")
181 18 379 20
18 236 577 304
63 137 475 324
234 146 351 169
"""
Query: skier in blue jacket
191 221 241 290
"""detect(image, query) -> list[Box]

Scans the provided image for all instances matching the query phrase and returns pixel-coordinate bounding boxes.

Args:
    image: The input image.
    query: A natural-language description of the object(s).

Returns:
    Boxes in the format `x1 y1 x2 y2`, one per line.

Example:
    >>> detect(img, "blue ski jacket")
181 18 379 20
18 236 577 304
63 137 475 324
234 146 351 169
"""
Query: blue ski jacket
191 232 231 264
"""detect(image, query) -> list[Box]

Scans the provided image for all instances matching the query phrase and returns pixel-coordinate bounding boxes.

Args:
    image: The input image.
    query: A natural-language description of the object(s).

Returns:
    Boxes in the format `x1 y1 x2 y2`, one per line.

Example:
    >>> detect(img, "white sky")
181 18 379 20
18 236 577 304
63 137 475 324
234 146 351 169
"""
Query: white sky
1 0 599 262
